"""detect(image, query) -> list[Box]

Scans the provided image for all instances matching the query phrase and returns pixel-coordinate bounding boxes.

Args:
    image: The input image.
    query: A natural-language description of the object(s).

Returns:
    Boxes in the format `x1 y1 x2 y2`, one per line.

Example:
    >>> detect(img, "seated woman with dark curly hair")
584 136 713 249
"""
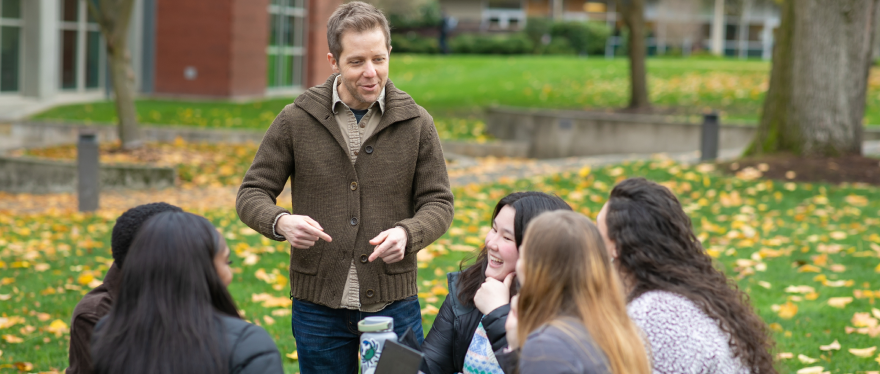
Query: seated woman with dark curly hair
596 178 776 374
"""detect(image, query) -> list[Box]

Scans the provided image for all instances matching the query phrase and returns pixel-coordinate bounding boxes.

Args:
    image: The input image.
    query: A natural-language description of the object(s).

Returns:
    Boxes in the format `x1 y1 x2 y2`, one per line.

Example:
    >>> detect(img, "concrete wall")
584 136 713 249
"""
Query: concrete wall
487 107 880 159
0 156 176 193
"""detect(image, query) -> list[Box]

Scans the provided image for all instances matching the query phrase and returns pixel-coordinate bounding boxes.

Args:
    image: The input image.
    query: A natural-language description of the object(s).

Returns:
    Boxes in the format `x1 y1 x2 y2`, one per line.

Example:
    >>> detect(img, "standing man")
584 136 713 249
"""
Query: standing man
235 2 454 373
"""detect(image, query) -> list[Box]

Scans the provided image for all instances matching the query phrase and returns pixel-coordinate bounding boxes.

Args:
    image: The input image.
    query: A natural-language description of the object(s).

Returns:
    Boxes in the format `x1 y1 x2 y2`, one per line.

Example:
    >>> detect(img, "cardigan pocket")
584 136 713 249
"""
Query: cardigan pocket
383 252 417 275
290 244 325 275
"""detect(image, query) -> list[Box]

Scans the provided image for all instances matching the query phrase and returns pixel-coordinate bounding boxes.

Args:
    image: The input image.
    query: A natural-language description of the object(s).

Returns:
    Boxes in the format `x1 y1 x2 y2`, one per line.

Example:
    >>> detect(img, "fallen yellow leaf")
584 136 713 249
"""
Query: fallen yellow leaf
13 362 33 371
852 312 878 328
795 367 824 374
46 319 68 337
785 285 815 294
251 293 292 308
798 354 818 364
798 264 822 273
828 297 854 309
77 274 94 286
830 231 847 240
773 301 798 319
262 316 275 325
431 286 449 296
849 346 877 357
776 352 793 360
0 317 24 329
830 264 847 273
421 304 439 316
819 340 841 351
286 351 298 361
2 335 23 343
271 309 291 317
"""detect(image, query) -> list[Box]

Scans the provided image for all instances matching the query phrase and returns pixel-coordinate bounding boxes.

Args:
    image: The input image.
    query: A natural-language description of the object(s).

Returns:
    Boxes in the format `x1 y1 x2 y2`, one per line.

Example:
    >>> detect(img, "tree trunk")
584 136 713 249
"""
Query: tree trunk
109 47 142 150
88 0 142 150
619 0 651 110
748 0 879 157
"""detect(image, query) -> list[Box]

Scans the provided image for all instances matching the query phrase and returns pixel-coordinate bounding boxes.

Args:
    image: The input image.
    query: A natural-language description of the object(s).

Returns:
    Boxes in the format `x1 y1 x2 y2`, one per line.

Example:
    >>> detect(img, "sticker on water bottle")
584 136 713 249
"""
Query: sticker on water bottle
360 338 382 374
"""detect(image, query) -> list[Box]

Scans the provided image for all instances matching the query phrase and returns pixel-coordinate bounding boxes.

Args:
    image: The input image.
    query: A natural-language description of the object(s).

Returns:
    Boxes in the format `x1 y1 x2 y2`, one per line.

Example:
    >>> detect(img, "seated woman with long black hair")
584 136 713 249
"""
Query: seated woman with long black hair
420 191 572 374
499 210 650 374
91 211 284 374
596 178 776 373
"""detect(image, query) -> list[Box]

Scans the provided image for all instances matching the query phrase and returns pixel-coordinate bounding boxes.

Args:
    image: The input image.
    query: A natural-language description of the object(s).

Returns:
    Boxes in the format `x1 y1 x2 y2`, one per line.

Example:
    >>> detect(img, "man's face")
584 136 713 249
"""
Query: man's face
328 27 390 110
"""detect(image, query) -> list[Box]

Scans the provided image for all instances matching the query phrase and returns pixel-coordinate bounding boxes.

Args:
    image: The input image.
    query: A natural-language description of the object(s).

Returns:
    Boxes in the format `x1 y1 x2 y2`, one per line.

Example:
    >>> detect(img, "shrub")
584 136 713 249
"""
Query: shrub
391 32 439 54
450 33 534 55
550 21 611 56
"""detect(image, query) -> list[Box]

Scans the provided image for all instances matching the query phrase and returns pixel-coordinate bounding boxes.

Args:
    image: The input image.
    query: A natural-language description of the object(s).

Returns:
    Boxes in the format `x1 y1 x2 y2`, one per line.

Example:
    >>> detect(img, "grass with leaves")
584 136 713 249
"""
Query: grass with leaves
3 159 880 372
31 56 880 141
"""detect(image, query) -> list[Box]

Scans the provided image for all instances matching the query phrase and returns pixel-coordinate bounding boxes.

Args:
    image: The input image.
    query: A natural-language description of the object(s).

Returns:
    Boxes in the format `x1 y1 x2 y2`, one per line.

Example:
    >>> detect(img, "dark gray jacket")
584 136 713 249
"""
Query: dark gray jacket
496 319 610 374
420 272 510 374
92 314 283 374
220 315 284 374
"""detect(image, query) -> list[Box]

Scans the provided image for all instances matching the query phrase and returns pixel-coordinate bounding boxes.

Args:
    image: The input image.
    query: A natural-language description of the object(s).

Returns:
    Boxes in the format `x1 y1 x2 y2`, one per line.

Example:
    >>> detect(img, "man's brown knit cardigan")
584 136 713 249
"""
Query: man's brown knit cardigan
236 75 454 308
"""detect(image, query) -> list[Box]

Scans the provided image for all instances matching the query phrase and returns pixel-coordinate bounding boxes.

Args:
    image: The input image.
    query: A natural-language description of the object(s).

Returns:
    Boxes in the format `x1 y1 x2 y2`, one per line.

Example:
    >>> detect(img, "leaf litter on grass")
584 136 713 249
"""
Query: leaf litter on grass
3 155 880 372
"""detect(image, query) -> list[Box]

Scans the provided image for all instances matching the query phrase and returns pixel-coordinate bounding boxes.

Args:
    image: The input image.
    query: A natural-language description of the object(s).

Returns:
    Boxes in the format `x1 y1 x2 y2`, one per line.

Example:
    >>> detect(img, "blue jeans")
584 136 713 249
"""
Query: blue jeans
291 296 424 374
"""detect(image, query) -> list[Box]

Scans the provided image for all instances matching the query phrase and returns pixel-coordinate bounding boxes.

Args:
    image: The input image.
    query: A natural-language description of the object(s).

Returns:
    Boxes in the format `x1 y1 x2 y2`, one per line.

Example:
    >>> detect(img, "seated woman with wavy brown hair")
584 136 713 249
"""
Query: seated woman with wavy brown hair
596 177 776 374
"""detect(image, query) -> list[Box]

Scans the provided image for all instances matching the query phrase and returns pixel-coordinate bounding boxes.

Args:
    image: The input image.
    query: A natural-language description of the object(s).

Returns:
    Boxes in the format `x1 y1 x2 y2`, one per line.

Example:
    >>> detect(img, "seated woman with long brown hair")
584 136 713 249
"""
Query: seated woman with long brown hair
499 210 650 374
420 191 572 374
596 177 776 373
91 211 284 374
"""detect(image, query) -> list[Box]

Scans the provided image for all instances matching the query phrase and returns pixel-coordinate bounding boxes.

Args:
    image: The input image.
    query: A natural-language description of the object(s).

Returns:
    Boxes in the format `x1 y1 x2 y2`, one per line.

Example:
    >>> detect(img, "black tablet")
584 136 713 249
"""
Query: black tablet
374 339 424 374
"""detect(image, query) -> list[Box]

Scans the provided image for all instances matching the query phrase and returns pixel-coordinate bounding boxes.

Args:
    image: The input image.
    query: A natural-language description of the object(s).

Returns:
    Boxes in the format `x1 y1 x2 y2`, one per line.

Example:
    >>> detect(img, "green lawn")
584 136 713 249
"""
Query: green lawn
34 55 880 140
2 160 880 372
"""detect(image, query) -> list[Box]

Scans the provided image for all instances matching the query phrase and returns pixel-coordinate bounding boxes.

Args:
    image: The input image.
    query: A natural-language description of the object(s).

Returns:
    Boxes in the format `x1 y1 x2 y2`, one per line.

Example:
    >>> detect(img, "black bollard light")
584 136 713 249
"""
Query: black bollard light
700 112 720 162
77 132 99 212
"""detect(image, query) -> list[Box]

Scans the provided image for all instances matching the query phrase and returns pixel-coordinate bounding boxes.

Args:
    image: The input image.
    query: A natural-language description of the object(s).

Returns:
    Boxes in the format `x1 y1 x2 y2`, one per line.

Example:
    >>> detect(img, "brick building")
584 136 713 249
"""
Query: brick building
0 0 342 119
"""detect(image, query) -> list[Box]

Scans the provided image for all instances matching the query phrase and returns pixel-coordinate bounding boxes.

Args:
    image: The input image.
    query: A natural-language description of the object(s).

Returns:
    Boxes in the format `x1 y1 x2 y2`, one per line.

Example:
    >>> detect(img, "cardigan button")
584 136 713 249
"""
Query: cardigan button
366 289 375 298
360 254 368 263
350 181 358 191
365 145 373 154
350 217 358 226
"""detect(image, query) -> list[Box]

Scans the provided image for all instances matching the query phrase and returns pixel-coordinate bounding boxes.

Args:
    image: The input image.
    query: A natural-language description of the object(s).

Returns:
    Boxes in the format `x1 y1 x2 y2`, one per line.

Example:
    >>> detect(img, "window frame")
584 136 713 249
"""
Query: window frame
0 0 24 94
58 0 105 92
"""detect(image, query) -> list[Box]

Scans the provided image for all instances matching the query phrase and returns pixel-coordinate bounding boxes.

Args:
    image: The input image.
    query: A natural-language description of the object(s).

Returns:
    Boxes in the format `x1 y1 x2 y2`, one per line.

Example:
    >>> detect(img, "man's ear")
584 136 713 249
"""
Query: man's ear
327 53 340 74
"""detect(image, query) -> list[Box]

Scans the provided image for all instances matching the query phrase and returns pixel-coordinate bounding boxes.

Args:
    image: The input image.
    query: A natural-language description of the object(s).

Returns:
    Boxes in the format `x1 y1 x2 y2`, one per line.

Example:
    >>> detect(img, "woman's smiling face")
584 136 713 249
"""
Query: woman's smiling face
484 205 519 281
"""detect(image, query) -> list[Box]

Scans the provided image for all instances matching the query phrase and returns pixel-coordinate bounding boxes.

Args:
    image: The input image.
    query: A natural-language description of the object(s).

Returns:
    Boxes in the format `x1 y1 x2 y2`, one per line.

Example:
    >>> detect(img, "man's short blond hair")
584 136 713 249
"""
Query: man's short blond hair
327 2 391 61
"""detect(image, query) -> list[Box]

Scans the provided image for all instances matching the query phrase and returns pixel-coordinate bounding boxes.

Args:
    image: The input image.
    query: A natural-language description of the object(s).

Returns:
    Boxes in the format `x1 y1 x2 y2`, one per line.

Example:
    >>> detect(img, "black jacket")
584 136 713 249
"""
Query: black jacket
420 272 511 374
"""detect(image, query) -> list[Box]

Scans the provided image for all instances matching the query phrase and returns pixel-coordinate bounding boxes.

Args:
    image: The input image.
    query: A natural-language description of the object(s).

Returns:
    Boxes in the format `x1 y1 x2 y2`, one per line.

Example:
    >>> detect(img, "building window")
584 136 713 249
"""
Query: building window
0 0 23 93
268 0 305 90
59 0 104 91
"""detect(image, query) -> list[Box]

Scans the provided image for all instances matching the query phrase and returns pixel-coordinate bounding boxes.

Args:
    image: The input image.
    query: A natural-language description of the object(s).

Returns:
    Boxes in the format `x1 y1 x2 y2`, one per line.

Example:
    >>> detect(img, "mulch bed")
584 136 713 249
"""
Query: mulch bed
721 154 880 185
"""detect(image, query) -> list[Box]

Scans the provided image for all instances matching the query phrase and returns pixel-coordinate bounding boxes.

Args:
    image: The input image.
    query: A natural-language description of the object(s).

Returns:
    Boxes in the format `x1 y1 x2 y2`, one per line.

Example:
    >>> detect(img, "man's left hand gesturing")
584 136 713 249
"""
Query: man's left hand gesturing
368 227 408 263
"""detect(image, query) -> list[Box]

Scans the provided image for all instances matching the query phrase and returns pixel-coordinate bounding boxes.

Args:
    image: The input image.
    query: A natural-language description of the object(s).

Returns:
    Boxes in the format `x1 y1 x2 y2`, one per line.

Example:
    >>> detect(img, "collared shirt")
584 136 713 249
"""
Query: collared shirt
332 75 389 312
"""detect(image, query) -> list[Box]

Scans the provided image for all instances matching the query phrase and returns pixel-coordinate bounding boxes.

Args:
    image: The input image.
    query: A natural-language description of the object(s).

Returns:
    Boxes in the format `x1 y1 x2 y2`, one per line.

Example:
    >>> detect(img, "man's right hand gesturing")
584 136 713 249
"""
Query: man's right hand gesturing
276 214 332 249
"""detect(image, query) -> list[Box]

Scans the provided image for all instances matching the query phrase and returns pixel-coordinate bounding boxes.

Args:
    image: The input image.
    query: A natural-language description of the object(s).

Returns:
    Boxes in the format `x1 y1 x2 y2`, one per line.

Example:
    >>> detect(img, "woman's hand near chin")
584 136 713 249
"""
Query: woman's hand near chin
474 272 515 314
